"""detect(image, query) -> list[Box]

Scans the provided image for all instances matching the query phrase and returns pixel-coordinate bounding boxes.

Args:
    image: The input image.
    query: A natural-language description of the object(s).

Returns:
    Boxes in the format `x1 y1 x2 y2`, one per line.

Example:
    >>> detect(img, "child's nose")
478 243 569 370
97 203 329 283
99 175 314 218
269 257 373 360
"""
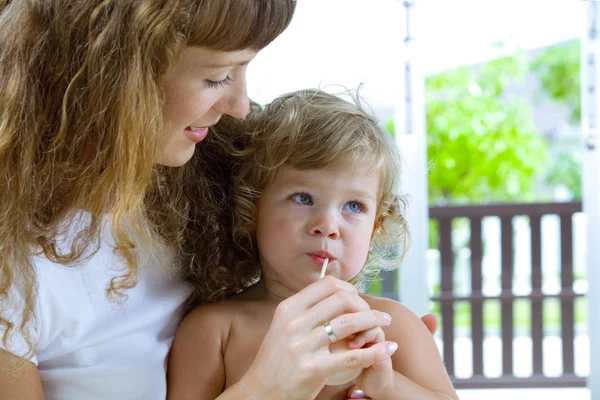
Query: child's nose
309 214 340 240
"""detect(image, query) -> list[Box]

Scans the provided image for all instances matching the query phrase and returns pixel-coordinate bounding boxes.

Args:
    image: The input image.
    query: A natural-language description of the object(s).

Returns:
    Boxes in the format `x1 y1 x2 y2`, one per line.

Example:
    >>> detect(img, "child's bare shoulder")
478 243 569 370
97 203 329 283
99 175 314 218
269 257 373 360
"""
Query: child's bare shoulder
360 294 431 341
181 296 257 334
173 302 233 352
178 284 271 340
360 294 412 317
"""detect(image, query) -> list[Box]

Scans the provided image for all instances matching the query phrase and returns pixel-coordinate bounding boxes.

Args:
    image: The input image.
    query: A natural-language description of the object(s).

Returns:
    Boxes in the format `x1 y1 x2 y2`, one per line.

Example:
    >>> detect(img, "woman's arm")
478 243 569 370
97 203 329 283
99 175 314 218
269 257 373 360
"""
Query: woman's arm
167 306 228 400
0 349 45 400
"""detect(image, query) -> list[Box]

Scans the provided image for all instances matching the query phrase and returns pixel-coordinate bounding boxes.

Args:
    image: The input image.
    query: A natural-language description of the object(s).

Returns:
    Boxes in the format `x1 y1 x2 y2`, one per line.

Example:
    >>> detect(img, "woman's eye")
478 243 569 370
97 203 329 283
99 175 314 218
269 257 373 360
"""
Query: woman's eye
343 201 364 213
206 75 233 89
290 193 313 205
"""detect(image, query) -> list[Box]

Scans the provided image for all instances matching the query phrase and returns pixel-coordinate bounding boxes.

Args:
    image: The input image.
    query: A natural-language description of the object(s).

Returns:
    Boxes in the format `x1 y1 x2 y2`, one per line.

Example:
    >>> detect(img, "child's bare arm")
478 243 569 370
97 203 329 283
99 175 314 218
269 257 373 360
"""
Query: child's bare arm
367 298 459 400
167 305 229 400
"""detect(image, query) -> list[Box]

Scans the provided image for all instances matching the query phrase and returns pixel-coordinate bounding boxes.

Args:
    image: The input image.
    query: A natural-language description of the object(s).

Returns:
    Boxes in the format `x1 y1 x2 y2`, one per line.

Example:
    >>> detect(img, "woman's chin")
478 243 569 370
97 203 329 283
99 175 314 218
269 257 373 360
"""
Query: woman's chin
154 144 195 167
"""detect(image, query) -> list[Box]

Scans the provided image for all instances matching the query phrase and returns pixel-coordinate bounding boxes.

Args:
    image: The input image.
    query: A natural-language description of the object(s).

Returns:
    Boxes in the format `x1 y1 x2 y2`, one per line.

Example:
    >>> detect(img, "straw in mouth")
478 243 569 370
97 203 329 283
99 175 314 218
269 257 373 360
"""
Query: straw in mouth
319 258 329 279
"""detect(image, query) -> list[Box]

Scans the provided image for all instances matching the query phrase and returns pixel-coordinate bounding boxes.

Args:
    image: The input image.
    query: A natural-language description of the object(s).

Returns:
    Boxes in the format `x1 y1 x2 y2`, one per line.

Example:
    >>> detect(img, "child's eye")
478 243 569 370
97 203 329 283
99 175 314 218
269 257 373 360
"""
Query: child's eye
290 193 313 205
343 200 365 213
206 75 233 89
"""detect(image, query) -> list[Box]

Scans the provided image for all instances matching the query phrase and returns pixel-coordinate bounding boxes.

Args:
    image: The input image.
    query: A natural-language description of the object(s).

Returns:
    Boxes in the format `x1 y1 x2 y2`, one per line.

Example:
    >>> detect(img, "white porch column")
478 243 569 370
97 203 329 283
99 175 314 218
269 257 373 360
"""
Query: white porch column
394 0 429 317
582 1 600 398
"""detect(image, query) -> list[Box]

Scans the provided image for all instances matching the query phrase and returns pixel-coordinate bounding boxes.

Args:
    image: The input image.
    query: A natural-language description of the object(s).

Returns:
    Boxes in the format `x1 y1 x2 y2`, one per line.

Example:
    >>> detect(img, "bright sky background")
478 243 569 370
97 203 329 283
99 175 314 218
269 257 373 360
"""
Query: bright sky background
247 0 585 109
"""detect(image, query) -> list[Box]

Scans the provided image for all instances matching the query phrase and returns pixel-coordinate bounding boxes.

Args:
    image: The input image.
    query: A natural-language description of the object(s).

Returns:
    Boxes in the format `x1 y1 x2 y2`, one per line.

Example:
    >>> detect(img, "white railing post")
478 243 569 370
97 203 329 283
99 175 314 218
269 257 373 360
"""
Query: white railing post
582 1 600 398
394 0 429 317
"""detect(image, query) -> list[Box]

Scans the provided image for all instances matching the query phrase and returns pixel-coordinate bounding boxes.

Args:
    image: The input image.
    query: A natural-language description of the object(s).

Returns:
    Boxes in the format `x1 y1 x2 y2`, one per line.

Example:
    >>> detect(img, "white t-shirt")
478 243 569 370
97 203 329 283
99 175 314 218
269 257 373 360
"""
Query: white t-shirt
1 217 192 399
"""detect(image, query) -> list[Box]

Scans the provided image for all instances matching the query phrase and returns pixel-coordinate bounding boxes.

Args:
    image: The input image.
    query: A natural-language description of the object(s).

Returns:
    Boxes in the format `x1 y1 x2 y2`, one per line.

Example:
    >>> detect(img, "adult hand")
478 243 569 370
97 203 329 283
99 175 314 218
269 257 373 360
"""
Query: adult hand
344 313 438 399
238 276 397 400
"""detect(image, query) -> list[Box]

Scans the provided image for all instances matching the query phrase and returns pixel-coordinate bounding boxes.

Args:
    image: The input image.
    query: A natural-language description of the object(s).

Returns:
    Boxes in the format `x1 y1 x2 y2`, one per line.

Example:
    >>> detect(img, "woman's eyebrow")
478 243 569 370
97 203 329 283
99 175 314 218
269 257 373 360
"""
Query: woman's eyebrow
198 60 252 69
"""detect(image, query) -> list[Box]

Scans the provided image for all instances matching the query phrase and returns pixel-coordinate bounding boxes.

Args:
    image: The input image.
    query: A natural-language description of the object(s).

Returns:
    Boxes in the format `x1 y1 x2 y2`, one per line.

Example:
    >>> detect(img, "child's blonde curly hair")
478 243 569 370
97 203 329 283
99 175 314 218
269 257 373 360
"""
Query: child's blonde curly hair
196 88 410 298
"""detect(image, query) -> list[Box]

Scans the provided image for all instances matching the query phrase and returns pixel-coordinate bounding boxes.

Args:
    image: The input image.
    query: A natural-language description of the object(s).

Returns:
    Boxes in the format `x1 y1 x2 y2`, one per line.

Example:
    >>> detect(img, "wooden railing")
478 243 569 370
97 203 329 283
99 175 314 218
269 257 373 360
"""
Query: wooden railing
376 201 586 389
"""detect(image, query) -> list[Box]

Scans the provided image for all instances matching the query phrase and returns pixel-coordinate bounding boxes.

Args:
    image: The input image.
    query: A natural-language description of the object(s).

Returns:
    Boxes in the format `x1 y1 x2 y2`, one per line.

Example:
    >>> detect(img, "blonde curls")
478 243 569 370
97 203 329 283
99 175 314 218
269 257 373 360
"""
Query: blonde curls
187 89 410 305
0 0 295 359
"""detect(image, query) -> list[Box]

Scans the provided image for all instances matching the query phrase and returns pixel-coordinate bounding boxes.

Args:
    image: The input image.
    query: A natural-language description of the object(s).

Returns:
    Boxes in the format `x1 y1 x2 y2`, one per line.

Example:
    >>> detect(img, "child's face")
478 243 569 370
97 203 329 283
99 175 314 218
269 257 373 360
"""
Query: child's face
255 164 380 293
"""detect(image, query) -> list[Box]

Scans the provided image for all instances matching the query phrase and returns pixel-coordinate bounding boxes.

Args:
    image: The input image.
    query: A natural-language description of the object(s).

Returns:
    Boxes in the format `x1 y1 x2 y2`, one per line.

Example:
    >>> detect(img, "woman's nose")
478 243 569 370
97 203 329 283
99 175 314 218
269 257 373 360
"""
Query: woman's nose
213 76 250 119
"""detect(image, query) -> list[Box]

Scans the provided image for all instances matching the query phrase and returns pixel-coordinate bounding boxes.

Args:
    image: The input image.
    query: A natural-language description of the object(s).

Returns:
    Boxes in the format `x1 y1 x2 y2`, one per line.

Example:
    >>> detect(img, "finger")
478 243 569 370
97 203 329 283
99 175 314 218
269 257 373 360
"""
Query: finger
309 289 370 322
273 281 366 339
276 276 358 318
346 385 368 399
347 326 385 349
421 313 438 335
316 341 398 374
313 309 390 348
369 357 392 372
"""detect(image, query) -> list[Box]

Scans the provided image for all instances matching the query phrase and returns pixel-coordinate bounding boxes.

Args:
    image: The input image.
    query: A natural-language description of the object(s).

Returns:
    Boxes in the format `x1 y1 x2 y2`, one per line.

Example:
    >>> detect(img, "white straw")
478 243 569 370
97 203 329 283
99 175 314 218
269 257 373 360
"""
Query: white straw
319 258 329 279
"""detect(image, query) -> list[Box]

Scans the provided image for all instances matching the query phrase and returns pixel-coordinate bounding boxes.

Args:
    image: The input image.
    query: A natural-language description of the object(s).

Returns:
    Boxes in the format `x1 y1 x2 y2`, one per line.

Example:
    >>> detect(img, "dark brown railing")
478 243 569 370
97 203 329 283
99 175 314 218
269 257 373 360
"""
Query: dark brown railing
378 201 585 389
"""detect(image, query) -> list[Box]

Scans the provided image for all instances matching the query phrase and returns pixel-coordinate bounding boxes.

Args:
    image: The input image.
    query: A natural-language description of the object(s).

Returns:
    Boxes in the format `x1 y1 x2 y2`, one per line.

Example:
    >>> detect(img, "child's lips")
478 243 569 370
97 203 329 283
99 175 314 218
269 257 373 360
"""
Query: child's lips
308 252 336 267
310 250 335 259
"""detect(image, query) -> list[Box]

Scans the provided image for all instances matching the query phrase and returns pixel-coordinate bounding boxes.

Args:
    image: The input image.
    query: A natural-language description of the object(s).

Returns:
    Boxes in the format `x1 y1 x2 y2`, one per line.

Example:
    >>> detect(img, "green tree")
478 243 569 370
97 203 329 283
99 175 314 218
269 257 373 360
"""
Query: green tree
389 53 548 206
531 40 581 199
546 150 582 199
531 40 580 124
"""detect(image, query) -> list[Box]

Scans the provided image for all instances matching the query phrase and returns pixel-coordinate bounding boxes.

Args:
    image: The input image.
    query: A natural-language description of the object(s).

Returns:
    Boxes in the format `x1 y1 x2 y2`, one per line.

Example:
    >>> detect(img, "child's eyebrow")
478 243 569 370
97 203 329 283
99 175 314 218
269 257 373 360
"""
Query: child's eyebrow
348 189 376 203
279 177 314 189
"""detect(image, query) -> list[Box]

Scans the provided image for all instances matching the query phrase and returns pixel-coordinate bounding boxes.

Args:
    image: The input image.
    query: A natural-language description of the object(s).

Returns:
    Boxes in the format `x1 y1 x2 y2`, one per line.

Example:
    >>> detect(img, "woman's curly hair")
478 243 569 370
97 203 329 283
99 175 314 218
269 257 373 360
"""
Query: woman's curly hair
0 0 295 360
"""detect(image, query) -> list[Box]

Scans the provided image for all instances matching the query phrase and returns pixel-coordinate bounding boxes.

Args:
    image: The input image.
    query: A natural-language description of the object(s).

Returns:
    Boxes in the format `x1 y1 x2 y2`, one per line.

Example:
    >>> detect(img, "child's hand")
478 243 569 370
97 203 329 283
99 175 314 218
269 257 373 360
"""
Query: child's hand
344 313 439 399
346 327 397 399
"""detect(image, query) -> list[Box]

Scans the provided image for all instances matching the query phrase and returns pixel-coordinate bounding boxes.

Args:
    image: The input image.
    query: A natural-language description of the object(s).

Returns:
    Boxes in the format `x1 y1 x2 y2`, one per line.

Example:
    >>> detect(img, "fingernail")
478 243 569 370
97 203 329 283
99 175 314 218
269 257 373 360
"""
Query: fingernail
386 341 398 354
382 312 392 322
350 389 365 398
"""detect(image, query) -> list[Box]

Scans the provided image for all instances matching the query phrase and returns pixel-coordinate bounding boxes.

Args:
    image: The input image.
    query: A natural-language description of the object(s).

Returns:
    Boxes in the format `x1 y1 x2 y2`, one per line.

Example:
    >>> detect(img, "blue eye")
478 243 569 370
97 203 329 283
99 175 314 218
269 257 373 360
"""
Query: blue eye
290 193 313 205
206 76 233 89
343 201 364 213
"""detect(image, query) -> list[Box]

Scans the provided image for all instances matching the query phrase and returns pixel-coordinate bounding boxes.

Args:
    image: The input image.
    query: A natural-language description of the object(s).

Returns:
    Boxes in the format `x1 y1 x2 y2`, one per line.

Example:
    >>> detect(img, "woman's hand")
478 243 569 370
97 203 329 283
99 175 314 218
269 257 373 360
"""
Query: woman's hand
237 276 396 400
344 313 438 399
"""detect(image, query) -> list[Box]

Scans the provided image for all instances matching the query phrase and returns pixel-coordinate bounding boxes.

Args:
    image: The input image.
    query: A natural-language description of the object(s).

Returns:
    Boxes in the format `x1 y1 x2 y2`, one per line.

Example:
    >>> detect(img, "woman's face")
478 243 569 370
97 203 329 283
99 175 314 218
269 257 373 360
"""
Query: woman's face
158 47 257 166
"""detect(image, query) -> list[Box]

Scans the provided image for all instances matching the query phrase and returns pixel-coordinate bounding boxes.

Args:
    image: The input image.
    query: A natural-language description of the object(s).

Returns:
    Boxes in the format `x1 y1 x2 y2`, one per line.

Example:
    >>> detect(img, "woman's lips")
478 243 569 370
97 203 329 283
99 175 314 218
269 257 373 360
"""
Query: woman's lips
184 126 209 143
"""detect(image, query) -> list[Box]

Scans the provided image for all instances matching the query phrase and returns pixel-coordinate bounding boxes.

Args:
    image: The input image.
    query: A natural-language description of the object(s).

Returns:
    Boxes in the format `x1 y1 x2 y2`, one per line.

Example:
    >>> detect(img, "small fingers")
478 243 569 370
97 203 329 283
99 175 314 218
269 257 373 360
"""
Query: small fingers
318 340 399 373
347 326 386 349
